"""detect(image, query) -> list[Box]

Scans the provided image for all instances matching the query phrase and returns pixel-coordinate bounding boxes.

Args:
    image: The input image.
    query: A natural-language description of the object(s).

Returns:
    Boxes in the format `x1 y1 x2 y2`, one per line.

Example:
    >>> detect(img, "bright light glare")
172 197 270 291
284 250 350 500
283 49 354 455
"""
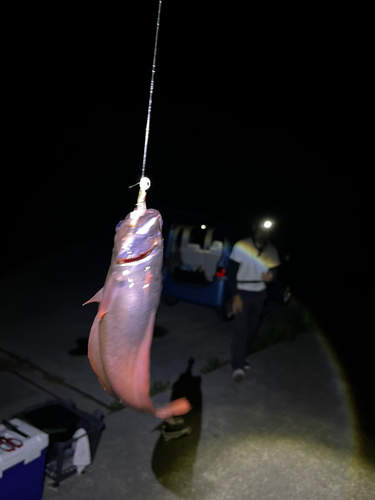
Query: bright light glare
136 217 157 235
263 220 272 229
201 225 206 229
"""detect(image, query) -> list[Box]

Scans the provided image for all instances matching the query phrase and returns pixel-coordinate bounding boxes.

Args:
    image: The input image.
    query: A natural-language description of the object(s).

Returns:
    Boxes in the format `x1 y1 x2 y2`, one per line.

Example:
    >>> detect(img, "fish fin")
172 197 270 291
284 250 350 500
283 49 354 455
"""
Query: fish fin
97 278 118 320
83 278 117 318
82 288 104 306
155 398 192 420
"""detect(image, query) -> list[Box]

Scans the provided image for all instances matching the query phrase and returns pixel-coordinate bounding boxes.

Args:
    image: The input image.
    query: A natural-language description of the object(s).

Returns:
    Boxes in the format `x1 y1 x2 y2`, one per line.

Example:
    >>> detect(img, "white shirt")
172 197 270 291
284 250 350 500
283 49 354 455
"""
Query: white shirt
229 237 280 292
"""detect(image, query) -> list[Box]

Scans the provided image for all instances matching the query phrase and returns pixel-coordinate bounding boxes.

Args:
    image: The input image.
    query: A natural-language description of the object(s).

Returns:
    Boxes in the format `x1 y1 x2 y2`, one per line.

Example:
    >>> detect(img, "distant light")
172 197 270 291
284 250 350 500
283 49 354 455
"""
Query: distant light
201 225 206 229
263 220 273 229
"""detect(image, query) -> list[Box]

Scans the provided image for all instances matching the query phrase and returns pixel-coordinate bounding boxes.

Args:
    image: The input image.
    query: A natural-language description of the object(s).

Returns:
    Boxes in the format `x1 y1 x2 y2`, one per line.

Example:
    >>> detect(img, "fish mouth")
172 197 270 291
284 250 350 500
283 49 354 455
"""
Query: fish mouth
116 244 157 265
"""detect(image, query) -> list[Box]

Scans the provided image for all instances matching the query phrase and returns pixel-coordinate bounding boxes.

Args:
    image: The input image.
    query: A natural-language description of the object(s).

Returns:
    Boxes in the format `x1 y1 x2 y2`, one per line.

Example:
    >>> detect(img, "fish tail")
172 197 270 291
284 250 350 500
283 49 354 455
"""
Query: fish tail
155 397 192 420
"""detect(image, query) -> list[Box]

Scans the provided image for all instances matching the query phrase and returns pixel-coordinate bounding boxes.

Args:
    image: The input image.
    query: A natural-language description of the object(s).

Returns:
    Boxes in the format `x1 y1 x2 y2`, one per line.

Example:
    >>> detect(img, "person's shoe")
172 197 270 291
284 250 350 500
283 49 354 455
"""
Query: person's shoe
232 368 245 382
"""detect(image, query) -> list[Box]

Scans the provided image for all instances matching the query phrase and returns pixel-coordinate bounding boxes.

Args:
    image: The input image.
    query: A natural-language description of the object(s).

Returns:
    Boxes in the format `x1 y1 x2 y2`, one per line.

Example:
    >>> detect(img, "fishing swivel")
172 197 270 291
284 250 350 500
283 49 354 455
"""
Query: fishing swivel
136 176 151 207
129 176 151 225
129 176 151 204
128 177 151 191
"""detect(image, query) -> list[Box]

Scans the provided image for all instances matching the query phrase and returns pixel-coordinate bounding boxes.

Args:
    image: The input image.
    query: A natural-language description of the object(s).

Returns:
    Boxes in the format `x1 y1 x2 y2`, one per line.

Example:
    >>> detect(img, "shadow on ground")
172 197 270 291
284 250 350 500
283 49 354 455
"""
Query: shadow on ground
68 337 89 356
152 358 202 499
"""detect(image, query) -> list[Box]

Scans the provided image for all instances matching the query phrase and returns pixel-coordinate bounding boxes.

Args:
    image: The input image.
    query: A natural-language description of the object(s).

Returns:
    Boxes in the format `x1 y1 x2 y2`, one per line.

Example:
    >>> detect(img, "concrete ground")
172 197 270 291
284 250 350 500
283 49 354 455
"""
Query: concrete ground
1 239 374 499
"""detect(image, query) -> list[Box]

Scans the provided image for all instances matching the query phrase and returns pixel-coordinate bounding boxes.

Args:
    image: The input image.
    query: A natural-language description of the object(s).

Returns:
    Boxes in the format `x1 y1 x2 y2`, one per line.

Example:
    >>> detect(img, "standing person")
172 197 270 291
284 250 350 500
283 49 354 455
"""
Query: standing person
227 217 280 382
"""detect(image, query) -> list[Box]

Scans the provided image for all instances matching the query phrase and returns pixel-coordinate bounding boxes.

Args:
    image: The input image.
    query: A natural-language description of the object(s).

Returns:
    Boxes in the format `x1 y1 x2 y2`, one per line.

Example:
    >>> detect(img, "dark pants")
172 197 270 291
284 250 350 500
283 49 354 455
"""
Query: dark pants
231 289 267 370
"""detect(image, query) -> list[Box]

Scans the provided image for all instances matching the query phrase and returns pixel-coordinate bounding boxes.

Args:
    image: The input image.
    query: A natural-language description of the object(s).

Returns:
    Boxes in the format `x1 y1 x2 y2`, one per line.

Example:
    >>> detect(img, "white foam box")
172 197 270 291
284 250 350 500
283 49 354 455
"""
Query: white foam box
0 419 49 500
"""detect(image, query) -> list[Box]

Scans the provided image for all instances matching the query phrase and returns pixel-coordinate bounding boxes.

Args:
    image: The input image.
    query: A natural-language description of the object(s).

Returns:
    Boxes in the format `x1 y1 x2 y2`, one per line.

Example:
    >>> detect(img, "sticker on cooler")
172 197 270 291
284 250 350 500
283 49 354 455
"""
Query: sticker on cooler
0 418 49 477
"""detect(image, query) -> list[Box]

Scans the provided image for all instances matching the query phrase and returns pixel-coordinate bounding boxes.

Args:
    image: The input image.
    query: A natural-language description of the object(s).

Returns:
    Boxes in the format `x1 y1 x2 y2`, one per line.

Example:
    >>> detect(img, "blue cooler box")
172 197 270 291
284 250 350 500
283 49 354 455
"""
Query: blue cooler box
0 419 49 500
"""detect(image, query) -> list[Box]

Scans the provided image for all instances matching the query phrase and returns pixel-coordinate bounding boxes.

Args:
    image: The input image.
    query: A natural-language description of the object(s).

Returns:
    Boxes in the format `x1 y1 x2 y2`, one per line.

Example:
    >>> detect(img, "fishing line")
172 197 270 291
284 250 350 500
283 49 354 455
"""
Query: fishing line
141 0 163 183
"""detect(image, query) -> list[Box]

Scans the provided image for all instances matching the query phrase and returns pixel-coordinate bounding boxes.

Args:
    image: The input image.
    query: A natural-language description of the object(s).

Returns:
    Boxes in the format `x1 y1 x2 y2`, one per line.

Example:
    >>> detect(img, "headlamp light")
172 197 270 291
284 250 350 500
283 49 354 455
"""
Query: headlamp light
260 219 273 230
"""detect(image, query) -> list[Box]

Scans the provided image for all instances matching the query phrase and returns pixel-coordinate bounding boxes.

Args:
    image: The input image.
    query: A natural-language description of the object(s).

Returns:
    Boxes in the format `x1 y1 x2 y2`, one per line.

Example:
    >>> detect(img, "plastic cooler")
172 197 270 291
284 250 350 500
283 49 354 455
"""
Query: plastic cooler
0 419 49 500
13 399 105 484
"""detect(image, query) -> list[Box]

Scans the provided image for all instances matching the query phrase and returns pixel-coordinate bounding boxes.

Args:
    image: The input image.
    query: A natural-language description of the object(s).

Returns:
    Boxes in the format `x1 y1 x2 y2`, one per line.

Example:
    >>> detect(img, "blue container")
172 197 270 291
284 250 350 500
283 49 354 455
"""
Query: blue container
0 419 49 500
161 223 233 312
162 268 228 309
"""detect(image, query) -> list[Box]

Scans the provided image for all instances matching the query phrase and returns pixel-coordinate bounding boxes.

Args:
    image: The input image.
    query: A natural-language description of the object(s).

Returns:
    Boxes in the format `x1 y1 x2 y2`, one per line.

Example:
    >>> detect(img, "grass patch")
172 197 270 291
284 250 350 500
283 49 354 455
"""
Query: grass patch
108 400 125 413
150 380 171 397
248 300 319 357
200 357 229 374
299 307 318 332
43 374 65 384
284 301 318 334
249 324 298 355
0 357 23 372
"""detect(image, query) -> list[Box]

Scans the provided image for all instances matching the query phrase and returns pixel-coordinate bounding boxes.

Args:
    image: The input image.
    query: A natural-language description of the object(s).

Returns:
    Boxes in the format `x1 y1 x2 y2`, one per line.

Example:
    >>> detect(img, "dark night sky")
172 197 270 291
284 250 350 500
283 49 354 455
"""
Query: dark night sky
6 3 347 246
3 3 373 436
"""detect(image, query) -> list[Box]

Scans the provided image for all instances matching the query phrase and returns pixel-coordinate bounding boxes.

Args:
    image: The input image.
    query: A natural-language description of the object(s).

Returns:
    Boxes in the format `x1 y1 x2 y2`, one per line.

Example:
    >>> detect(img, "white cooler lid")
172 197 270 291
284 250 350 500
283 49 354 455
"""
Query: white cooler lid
0 418 49 478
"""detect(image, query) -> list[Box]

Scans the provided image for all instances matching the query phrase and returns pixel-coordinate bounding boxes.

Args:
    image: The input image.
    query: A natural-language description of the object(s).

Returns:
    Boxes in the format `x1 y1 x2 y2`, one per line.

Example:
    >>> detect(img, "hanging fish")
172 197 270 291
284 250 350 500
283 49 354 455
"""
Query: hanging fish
84 186 191 419
83 2 190 419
